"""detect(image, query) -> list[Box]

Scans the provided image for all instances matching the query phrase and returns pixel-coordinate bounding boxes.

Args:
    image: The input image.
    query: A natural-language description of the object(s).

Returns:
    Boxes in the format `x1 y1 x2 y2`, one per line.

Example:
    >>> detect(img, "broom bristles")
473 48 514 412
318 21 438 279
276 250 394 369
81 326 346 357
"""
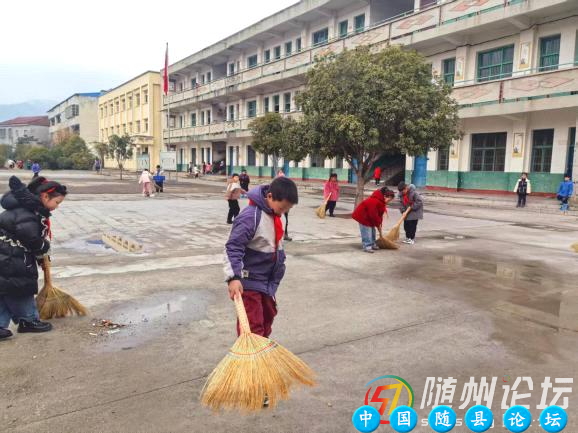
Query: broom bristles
315 204 327 219
36 284 88 320
385 224 401 241
377 236 399 249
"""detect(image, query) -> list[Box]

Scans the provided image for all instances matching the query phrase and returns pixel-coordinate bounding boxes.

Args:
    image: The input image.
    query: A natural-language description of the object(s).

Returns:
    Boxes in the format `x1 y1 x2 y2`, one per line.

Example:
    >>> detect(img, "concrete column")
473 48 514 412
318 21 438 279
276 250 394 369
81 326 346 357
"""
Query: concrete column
328 13 337 41
517 28 535 74
454 46 470 86
559 26 577 70
511 115 529 173
413 0 421 12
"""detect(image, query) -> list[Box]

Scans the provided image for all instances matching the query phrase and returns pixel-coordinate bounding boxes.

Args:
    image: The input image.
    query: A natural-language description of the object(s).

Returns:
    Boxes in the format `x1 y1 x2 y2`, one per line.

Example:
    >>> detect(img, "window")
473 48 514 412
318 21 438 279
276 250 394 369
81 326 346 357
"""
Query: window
531 129 554 173
273 95 280 113
121 99 126 111
144 90 148 103
115 101 120 113
274 46 281 60
310 154 325 168
285 41 292 57
100 107 103 118
200 112 205 125
144 119 149 132
191 78 197 88
539 35 560 72
201 74 205 84
136 121 141 133
339 20 348 38
207 72 212 82
443 58 456 86
264 97 270 113
179 116 183 128
312 28 329 46
477 45 514 82
247 54 258 68
470 132 507 171
247 145 256 166
284 92 291 113
438 147 449 170
207 110 211 124
264 50 271 63
296 37 302 52
191 113 197 127
128 95 132 109
247 100 257 118
179 82 184 92
135 93 141 106
128 122 133 133
229 63 235 75
354 14 365 33
228 105 235 121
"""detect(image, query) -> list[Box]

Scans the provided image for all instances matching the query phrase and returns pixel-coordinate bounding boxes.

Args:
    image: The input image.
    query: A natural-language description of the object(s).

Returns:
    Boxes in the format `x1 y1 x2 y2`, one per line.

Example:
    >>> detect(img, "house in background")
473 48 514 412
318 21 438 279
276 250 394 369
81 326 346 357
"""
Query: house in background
0 116 50 149
48 93 101 148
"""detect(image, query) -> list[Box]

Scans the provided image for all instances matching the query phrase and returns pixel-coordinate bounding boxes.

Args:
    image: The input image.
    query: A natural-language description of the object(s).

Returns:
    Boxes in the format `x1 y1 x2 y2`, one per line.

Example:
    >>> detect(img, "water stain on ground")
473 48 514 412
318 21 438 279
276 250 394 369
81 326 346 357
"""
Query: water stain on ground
89 289 214 353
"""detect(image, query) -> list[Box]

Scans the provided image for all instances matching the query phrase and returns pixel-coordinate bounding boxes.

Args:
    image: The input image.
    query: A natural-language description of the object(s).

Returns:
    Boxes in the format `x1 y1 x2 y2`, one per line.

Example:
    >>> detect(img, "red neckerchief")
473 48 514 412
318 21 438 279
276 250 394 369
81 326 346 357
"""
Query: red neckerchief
249 199 284 261
403 193 410 207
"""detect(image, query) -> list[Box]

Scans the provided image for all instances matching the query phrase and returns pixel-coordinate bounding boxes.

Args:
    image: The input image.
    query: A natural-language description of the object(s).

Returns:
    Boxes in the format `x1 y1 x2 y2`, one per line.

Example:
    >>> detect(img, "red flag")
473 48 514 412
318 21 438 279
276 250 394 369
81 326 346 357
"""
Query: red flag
163 43 169 95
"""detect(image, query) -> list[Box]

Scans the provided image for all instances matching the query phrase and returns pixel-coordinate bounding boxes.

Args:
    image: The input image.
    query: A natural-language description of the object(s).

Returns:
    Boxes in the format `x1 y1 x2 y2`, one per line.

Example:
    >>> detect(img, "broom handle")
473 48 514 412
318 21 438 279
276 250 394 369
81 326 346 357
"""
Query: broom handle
234 294 251 334
395 207 412 229
42 256 52 286
323 192 332 205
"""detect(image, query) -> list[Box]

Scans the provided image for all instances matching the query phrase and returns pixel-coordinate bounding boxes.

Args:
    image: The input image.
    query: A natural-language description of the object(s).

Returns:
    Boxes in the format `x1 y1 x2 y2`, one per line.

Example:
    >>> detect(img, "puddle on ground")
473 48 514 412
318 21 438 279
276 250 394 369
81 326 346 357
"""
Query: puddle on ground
58 238 116 255
89 289 214 353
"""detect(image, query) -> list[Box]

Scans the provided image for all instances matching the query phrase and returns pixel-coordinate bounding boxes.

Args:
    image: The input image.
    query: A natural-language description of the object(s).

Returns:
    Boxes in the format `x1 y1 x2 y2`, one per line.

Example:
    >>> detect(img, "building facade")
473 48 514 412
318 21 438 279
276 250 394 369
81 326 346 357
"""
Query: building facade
163 0 578 193
48 93 101 147
0 116 50 149
98 71 162 171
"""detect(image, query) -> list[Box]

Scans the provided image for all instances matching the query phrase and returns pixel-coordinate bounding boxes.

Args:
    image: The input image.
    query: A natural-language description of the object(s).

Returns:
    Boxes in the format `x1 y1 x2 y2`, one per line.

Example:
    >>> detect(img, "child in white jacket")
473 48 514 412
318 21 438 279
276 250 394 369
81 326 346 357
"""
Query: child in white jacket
513 172 531 208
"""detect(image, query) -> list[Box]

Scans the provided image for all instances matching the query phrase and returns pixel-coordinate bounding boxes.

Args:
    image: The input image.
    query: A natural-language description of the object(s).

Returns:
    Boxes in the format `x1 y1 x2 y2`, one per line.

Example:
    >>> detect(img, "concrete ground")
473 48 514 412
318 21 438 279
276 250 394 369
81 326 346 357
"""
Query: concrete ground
1 169 577 433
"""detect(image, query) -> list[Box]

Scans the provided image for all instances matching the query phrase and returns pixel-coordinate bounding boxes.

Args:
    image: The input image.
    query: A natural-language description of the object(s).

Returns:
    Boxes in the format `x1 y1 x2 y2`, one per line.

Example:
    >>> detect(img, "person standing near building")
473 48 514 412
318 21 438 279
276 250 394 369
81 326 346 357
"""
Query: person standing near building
225 173 245 224
31 162 40 178
557 174 574 214
94 159 101 174
153 165 165 193
323 173 340 217
373 166 382 186
239 169 250 198
513 172 531 208
398 181 423 245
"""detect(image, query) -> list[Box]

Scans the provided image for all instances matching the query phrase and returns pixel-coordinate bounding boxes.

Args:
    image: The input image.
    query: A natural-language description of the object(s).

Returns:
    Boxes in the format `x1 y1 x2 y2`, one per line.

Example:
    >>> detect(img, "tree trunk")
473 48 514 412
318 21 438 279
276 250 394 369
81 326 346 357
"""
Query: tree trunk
355 169 366 208
119 164 123 180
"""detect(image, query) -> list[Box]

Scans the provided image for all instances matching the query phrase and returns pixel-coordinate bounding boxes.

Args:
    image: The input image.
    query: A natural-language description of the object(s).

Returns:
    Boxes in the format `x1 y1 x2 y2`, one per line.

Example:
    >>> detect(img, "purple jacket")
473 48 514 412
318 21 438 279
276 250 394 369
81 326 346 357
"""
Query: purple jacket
224 184 286 297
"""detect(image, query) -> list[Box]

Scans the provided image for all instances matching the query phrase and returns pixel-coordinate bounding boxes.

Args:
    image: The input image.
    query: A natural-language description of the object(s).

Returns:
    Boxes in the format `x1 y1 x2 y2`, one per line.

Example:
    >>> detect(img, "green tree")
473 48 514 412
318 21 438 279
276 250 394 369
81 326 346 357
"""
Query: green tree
52 135 94 170
0 144 10 167
297 46 462 205
107 134 134 179
14 143 34 161
25 147 56 169
248 113 308 174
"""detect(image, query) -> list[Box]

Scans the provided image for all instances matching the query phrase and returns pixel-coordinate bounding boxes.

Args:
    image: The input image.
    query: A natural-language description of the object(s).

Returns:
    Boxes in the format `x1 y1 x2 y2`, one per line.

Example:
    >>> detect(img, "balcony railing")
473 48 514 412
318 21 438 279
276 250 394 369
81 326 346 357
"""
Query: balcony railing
162 0 549 109
451 64 578 108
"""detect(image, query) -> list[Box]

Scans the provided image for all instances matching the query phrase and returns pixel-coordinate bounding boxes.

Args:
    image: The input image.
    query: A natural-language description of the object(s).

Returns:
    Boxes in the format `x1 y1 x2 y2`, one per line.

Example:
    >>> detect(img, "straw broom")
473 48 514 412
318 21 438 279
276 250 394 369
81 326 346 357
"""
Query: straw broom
385 207 412 242
201 294 316 412
36 256 88 320
315 193 332 219
376 227 399 250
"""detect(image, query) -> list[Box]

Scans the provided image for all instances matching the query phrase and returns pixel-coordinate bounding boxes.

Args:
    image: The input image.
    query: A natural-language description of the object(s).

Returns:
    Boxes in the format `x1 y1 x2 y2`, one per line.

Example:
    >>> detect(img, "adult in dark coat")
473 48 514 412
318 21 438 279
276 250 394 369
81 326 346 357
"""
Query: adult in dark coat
0 176 67 339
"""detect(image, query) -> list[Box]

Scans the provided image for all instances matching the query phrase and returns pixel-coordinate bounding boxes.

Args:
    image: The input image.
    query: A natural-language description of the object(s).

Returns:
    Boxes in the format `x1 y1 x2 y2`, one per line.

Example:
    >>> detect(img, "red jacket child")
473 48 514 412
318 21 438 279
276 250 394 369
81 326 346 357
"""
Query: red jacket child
352 188 394 228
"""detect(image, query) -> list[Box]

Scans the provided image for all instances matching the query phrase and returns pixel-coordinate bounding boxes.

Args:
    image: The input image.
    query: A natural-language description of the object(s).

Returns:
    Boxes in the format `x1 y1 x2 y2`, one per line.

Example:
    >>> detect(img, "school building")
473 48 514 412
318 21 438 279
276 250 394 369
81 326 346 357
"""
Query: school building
162 0 578 193
98 71 162 171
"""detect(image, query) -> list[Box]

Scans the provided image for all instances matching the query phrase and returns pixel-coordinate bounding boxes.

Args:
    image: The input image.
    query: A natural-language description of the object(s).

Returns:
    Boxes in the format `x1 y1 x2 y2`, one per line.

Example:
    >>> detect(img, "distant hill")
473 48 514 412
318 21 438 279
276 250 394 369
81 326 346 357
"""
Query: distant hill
0 100 58 122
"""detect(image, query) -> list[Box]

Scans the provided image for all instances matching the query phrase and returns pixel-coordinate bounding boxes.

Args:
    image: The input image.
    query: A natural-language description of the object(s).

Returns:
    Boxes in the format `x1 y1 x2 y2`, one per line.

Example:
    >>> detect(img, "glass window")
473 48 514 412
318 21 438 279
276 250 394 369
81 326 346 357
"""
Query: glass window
144 119 148 132
443 58 456 86
264 50 271 63
339 20 348 38
539 35 560 72
207 110 211 124
247 145 256 166
144 90 148 103
274 46 281 60
247 100 257 118
438 147 449 170
312 28 329 46
200 111 205 125
191 113 196 127
228 63 235 75
284 92 291 113
207 72 212 82
264 97 270 113
296 37 302 52
477 45 514 82
531 129 554 173
201 74 205 84
273 95 280 113
228 105 235 121
470 132 507 171
310 154 325 168
285 41 292 57
247 54 258 68
354 14 365 33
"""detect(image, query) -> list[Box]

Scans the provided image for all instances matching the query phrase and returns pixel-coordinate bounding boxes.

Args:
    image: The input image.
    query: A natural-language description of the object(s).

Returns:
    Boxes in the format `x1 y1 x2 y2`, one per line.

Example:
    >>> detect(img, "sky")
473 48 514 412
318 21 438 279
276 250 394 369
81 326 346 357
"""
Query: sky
0 0 298 105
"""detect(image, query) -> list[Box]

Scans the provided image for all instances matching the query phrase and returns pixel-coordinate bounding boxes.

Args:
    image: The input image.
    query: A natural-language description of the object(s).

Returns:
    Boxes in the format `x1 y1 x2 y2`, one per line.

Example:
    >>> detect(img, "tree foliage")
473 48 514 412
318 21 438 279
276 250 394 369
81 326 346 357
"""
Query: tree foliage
107 134 134 179
296 45 462 203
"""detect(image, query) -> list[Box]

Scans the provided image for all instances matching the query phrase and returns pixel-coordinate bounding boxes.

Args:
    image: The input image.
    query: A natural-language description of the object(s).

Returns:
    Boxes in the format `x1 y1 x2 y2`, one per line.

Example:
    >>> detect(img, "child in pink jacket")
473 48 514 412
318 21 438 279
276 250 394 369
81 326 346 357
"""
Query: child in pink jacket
323 173 340 217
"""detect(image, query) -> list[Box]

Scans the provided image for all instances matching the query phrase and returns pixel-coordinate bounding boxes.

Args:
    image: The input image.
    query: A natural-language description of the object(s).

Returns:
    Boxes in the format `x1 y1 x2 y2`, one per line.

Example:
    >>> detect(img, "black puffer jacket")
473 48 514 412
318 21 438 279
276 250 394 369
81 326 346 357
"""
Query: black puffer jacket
0 176 51 297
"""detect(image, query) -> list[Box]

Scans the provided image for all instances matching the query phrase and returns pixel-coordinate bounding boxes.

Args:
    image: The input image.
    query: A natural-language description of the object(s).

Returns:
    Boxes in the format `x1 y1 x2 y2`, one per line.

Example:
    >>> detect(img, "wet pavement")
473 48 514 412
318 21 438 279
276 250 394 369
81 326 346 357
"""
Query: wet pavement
0 170 577 433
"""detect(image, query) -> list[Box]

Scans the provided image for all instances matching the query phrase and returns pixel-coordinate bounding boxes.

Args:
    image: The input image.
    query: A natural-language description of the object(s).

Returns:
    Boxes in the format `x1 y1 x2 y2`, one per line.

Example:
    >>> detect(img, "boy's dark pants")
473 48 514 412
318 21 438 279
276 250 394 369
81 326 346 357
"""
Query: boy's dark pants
517 193 527 207
326 200 337 216
404 219 418 240
227 199 240 223
155 181 164 193
236 290 277 337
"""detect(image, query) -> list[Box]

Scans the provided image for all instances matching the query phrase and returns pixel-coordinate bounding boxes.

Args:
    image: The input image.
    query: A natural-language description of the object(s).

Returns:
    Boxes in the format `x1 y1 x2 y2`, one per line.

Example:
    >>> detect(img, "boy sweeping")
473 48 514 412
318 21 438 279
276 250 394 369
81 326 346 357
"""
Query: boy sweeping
224 177 298 338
